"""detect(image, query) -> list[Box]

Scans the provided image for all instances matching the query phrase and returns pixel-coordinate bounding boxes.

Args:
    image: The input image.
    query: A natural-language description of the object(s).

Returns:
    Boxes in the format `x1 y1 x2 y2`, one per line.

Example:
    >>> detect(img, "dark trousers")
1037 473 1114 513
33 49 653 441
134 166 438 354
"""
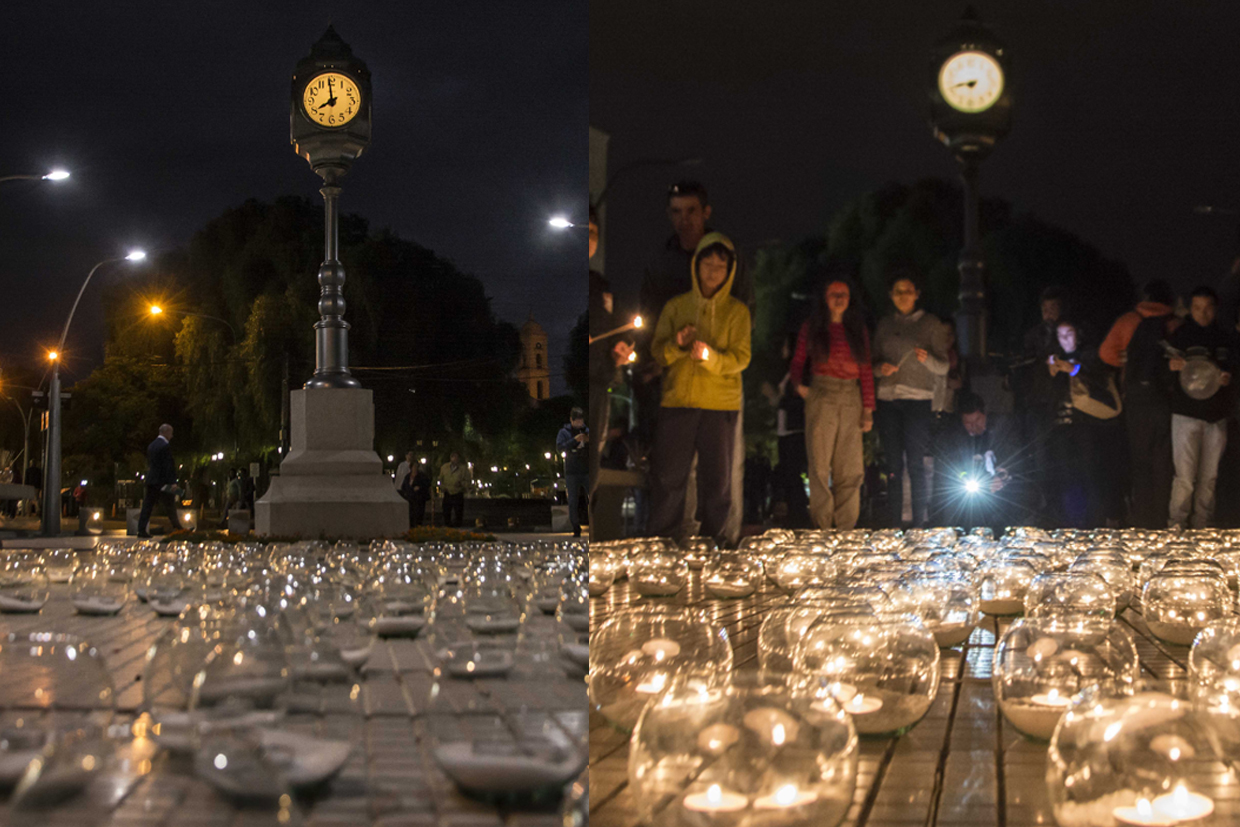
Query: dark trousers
566 473 588 533
138 485 179 535
1126 391 1173 528
775 432 810 527
876 399 933 527
648 407 738 540
409 496 428 527
443 492 465 527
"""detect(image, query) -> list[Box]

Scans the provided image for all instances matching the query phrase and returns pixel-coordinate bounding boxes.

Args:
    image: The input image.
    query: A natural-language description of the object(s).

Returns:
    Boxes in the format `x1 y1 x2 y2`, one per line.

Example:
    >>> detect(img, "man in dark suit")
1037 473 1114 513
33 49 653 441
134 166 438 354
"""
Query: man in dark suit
137 424 182 538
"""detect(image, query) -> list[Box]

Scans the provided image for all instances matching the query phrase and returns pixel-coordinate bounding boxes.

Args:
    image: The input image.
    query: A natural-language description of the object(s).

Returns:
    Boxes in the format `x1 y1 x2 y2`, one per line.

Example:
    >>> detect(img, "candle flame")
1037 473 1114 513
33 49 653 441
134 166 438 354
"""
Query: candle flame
708 785 721 804
772 723 785 745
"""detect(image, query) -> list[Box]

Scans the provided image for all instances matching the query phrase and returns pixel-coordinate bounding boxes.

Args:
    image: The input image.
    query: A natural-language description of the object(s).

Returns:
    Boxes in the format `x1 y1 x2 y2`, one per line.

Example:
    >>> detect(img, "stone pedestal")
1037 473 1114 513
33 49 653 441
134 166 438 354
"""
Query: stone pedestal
256 389 408 538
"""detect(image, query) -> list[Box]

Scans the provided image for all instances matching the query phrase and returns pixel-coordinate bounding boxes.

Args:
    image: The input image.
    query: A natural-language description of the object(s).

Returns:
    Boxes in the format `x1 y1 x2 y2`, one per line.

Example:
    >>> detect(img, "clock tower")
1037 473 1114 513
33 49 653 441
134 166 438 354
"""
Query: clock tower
929 7 1012 366
256 27 407 539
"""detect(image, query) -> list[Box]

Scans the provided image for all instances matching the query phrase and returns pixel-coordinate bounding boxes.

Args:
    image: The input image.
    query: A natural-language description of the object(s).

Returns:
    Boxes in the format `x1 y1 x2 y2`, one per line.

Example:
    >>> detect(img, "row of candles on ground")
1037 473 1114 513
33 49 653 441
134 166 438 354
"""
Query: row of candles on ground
590 527 1240 826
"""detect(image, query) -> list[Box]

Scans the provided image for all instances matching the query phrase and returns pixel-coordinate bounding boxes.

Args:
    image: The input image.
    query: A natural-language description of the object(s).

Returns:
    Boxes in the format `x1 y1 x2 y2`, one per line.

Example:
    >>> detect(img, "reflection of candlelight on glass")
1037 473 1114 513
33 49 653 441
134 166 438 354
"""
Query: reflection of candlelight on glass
683 784 748 813
635 672 668 695
641 639 681 660
696 723 740 754
753 784 818 810
1151 786 1214 821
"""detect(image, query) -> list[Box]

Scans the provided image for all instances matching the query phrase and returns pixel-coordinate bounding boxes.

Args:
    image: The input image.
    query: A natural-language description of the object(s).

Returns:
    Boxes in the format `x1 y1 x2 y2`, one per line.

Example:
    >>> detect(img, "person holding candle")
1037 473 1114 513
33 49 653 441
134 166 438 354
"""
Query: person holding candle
788 270 875 530
872 269 951 528
648 233 751 546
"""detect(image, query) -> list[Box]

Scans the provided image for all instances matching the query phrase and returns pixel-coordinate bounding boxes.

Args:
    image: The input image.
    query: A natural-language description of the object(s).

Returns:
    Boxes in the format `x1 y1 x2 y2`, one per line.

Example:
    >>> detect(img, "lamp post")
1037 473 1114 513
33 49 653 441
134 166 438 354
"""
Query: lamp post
148 305 238 343
43 250 146 536
929 7 1012 365
0 170 69 185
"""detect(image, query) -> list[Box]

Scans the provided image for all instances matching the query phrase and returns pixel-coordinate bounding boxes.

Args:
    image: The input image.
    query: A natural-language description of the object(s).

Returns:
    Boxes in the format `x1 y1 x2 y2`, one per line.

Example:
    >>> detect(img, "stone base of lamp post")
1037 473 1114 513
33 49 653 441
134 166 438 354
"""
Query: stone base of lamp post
255 389 408 539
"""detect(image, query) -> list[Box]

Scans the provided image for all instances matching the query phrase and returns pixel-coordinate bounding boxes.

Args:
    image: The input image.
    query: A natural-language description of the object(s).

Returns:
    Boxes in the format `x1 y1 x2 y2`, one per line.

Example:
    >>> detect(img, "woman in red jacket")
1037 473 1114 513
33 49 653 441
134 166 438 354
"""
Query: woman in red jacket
790 274 875 529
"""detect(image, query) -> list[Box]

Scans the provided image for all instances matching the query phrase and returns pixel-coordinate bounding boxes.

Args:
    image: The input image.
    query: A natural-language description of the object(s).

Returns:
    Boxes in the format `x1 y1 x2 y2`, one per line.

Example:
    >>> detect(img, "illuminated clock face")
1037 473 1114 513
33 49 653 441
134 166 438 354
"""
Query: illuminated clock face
938 50 1004 113
302 72 361 127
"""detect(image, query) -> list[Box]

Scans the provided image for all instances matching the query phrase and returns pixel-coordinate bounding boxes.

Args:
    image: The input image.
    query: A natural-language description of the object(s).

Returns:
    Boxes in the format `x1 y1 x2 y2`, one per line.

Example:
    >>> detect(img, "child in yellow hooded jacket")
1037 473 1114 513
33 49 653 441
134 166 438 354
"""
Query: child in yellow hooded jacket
647 232 751 542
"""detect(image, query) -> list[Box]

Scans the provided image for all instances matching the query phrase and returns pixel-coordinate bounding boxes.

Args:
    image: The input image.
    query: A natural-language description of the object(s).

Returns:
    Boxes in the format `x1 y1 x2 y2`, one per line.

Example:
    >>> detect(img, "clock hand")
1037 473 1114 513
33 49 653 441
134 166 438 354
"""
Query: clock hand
953 80 978 89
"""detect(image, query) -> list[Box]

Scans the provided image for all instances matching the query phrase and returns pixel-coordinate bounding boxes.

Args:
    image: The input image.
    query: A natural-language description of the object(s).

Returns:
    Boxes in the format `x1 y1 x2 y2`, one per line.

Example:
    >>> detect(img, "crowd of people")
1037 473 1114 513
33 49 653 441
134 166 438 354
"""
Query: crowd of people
588 180 1240 545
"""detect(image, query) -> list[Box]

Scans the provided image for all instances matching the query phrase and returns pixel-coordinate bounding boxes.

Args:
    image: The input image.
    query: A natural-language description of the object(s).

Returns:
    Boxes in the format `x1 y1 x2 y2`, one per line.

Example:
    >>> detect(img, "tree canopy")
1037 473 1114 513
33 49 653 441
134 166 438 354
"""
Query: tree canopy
59 197 556 500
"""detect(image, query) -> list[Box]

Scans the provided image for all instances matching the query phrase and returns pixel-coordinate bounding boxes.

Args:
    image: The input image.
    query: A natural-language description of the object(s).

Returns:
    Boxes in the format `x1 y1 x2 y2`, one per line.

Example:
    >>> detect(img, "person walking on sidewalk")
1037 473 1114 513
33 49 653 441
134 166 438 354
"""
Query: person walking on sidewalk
557 408 590 537
137 424 182 538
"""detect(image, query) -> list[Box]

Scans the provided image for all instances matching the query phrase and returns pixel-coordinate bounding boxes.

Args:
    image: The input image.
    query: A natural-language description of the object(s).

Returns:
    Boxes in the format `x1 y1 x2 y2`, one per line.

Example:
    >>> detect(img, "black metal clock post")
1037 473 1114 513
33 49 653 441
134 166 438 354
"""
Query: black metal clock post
929 7 1012 364
291 26 373 389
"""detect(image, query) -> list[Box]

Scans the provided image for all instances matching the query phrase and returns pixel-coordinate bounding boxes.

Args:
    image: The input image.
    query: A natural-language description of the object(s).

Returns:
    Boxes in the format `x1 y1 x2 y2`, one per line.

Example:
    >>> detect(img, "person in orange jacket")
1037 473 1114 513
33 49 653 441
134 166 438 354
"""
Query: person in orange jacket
1098 279 1180 527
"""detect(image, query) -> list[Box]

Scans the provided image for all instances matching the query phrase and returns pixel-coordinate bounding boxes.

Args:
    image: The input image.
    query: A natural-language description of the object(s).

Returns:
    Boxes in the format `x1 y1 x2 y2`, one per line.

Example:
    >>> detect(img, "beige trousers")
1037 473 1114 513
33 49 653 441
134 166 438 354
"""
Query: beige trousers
805 376 865 529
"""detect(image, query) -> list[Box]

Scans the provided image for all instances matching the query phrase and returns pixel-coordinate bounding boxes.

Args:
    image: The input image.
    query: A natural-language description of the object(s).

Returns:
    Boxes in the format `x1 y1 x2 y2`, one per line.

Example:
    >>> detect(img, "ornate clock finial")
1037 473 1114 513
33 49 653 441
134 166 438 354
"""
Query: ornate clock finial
312 25 353 59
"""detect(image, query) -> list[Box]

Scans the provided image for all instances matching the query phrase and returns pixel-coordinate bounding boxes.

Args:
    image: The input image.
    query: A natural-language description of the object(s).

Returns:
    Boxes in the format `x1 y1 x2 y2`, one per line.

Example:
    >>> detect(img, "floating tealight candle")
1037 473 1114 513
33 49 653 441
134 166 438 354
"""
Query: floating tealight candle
1112 797 1178 826
682 784 748 813
1151 785 1214 821
641 638 681 660
753 784 818 810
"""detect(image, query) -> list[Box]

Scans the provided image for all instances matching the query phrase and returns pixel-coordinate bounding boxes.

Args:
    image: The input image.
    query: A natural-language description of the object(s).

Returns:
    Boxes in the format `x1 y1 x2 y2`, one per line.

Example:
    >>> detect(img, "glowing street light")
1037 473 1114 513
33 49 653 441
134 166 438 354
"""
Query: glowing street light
0 169 70 184
148 304 163 316
548 216 575 229
43 250 148 536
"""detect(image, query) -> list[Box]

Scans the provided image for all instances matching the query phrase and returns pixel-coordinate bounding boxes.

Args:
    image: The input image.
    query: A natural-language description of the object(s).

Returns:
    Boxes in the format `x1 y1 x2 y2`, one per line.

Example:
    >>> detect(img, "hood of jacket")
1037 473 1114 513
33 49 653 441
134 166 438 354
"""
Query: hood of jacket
691 232 737 305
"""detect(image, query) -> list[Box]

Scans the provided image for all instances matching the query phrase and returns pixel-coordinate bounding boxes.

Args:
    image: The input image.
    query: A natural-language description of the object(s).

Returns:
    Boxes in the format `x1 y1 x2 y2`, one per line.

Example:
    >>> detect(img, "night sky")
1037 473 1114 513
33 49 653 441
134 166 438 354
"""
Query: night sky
591 1 1240 320
1 1 586 391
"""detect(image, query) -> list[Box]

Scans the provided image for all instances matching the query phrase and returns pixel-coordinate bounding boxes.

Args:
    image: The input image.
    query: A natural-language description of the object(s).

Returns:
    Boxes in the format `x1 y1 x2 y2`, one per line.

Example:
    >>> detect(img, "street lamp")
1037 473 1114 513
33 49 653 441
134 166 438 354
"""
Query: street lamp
549 216 584 229
147 303 238 343
0 169 70 184
42 250 147 536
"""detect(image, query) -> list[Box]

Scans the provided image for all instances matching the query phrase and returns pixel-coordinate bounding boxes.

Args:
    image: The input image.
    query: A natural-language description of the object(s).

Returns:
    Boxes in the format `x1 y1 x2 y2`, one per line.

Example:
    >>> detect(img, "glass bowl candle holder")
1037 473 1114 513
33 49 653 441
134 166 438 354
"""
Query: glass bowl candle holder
588 552 619 596
887 573 978 648
629 671 857 827
993 618 1139 741
629 550 688 597
1070 556 1135 611
682 538 718 571
976 558 1038 617
768 553 834 593
1048 681 1240 826
0 556 50 613
41 549 77 584
589 606 733 734
1188 618 1240 710
1024 572 1117 621
793 615 940 737
703 554 763 599
69 562 130 615
0 632 115 795
1142 572 1231 646
758 604 874 673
